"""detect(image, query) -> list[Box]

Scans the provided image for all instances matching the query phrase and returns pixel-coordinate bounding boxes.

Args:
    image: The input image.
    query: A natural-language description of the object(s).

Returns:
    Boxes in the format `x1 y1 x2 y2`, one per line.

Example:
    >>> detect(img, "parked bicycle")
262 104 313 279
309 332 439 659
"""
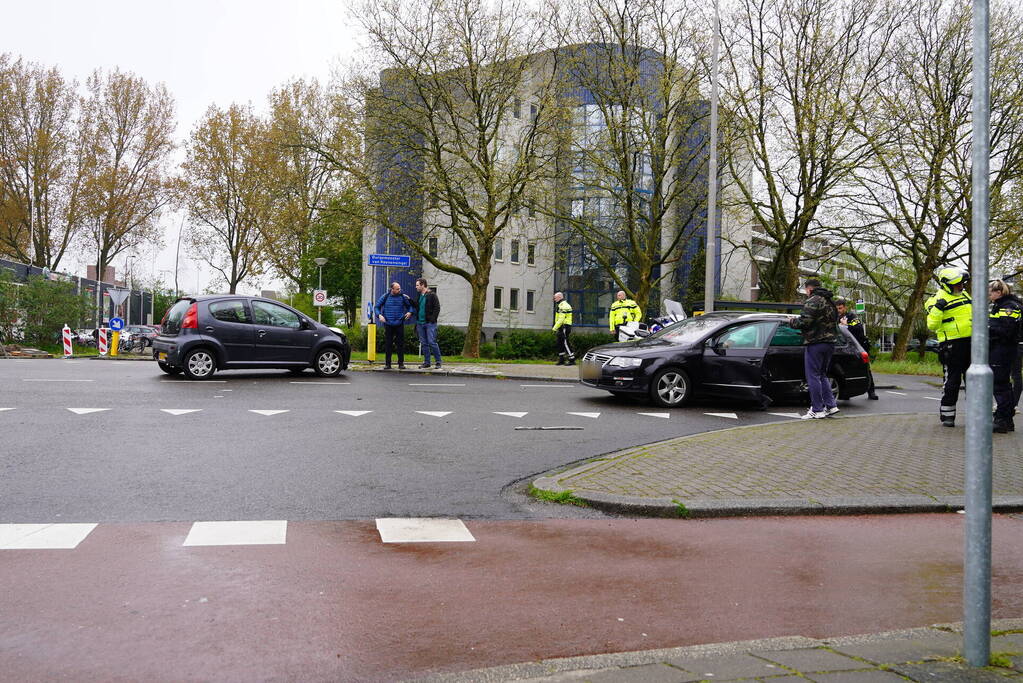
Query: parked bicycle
118 333 146 354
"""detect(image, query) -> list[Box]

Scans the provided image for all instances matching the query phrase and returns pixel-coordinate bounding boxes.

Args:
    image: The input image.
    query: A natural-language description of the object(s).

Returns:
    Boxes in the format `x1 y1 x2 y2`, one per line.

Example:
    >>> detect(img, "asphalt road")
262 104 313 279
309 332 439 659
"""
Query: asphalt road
1 359 944 523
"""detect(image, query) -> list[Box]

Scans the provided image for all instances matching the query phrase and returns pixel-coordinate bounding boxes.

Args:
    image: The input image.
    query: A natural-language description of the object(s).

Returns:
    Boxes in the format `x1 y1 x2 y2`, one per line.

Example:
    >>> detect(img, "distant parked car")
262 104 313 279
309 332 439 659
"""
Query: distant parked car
907 338 939 354
152 295 351 380
123 325 158 348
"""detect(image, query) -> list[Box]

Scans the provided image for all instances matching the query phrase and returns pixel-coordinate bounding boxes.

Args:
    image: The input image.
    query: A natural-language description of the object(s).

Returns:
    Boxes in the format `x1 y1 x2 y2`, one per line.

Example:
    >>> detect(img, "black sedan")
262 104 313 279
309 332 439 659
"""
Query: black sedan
579 312 871 407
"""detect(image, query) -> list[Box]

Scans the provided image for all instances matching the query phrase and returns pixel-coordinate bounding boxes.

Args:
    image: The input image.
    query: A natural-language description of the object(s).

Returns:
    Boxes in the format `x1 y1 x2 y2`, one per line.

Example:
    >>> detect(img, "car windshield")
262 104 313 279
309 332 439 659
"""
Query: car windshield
648 315 734 344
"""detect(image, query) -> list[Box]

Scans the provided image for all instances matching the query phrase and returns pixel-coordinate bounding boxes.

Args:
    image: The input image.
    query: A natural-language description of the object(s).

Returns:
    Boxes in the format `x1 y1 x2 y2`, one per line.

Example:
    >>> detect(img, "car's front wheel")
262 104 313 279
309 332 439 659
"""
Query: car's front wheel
157 360 182 376
314 348 344 377
650 367 692 407
182 348 217 380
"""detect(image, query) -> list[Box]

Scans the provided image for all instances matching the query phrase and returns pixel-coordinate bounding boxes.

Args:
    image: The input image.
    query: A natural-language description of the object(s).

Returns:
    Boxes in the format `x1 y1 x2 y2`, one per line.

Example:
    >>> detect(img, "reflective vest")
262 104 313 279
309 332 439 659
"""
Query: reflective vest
609 298 642 330
553 300 573 331
925 290 972 342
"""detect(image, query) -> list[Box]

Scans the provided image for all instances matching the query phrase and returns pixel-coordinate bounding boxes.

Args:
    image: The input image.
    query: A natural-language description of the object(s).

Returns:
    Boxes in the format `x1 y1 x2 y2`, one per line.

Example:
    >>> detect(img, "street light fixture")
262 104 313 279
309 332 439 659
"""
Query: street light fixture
314 257 328 323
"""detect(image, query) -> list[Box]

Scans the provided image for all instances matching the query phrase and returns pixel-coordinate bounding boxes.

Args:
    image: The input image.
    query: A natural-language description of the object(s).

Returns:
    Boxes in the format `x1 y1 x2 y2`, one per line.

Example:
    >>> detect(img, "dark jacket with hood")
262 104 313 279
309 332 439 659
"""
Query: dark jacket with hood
791 286 839 345
409 290 440 324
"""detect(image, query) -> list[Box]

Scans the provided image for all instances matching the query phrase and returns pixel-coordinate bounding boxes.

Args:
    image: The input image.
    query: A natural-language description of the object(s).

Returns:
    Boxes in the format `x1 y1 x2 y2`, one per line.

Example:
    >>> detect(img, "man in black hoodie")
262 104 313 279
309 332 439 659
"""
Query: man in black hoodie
789 278 840 420
988 279 1022 432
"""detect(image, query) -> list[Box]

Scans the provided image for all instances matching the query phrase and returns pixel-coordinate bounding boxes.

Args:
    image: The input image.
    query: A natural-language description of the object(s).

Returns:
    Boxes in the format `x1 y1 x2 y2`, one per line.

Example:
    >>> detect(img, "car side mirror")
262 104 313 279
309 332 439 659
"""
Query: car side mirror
300 319 313 330
709 339 727 355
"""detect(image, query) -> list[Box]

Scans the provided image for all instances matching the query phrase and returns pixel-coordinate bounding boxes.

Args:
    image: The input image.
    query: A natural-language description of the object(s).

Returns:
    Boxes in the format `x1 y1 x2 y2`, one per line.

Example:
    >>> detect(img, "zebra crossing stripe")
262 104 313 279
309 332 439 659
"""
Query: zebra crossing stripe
183 521 287 546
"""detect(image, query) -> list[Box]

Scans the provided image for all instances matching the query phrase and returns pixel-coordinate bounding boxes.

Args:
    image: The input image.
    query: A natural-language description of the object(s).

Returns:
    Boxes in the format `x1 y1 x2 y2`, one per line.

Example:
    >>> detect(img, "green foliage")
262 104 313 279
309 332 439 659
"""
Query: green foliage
0 270 20 343
479 342 497 358
493 328 612 360
16 276 91 346
280 291 338 326
151 288 177 325
435 325 466 356
528 485 588 507
301 193 363 325
871 352 942 376
672 499 692 518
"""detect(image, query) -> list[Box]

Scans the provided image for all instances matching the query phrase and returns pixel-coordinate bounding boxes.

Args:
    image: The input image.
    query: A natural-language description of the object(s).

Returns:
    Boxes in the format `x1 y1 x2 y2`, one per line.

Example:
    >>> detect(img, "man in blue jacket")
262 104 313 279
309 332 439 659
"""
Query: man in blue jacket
375 281 414 369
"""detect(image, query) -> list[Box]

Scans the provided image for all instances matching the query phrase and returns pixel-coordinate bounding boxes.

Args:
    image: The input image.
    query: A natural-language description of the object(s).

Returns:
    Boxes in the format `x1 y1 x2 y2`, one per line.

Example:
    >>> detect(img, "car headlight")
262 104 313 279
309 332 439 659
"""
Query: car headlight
607 356 642 368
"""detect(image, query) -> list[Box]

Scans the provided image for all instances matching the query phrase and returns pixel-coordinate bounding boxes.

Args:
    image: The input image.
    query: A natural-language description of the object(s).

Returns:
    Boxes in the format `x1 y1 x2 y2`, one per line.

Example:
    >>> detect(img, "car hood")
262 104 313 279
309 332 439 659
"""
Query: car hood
588 338 692 356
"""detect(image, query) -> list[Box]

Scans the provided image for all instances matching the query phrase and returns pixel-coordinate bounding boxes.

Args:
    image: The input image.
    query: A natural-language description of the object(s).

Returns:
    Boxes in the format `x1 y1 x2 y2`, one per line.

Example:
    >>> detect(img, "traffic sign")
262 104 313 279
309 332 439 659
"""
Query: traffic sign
108 289 130 307
366 302 374 321
109 317 125 331
855 299 866 314
368 253 411 268
313 289 328 306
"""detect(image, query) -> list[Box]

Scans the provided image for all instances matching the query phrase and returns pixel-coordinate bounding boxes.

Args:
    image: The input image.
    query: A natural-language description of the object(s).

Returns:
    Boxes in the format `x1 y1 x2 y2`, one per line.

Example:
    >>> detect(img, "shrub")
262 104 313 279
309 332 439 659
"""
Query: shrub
479 342 497 358
435 325 466 356
570 331 614 357
496 329 557 359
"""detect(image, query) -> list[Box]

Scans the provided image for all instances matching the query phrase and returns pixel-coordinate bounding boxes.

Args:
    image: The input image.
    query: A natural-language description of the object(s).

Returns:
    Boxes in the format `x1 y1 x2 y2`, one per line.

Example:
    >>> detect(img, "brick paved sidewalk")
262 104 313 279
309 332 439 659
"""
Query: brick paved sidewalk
533 413 1023 517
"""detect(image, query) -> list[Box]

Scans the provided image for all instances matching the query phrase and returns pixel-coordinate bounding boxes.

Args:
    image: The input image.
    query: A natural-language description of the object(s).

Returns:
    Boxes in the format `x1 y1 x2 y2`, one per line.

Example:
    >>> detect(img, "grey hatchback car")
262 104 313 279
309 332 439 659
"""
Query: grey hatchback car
153 295 351 380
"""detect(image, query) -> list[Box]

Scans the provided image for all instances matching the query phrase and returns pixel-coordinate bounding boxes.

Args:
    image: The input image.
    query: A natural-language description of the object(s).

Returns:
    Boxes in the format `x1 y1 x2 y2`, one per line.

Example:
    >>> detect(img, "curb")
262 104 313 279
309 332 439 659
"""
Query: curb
531 413 1023 519
348 362 578 383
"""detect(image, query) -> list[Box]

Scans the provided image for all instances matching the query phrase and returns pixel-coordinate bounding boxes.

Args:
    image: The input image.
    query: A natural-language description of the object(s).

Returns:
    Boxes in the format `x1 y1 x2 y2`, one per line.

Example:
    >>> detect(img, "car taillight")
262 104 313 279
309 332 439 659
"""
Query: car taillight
181 303 198 329
861 351 869 364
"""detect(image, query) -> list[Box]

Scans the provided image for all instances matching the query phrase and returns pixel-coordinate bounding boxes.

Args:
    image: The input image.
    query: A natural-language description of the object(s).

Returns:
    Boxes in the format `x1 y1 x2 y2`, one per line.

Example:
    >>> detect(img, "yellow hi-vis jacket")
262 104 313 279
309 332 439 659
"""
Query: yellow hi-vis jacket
925 290 972 342
553 300 573 331
609 298 642 331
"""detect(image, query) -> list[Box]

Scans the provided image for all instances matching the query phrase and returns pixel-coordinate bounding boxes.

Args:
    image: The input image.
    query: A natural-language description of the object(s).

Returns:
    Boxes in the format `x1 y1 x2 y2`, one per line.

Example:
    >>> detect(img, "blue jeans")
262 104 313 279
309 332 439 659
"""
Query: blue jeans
417 322 441 365
805 342 836 412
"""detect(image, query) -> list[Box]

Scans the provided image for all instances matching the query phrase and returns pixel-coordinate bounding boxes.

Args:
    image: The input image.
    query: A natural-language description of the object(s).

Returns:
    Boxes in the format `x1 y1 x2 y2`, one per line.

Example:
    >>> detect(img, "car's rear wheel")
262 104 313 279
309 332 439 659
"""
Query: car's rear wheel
314 348 343 377
157 361 182 376
650 367 691 407
829 374 843 400
182 348 216 380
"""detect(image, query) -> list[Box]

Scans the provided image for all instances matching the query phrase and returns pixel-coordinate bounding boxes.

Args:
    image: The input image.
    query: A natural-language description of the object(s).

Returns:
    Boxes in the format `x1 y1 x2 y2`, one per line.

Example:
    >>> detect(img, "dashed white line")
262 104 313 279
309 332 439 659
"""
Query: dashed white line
416 411 452 418
161 409 203 416
408 383 465 387
886 391 907 396
67 408 109 415
0 523 97 550
335 410 372 417
768 412 802 419
23 379 94 382
290 382 351 385
0 408 15 413
375 518 475 543
924 397 940 401
520 384 574 388
705 412 739 419
638 412 670 419
248 410 289 416
494 411 528 418
567 412 600 419
183 521 287 547
160 380 227 383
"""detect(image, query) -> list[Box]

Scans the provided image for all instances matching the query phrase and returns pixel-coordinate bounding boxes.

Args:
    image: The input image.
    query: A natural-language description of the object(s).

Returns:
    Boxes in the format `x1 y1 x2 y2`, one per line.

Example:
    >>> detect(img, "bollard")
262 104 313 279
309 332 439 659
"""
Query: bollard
110 331 120 357
98 328 108 355
367 323 377 363
62 325 73 359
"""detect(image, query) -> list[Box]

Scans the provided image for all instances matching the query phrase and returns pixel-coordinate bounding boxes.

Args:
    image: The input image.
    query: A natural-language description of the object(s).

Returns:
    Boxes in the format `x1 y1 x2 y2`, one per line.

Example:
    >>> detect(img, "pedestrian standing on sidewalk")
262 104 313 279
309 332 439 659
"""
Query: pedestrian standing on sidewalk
987 279 1022 433
925 267 972 427
789 278 840 420
834 297 879 400
552 292 575 366
375 282 414 369
410 277 442 370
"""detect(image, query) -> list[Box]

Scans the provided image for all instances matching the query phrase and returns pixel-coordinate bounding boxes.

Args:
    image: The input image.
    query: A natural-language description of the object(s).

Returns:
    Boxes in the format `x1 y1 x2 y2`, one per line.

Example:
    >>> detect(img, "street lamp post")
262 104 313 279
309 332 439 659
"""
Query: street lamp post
703 0 721 315
314 257 328 323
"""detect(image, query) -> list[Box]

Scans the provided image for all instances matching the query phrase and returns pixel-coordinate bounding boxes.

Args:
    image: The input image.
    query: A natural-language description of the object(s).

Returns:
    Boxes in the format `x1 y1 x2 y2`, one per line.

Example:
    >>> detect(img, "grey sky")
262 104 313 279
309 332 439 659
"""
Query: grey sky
7 0 362 294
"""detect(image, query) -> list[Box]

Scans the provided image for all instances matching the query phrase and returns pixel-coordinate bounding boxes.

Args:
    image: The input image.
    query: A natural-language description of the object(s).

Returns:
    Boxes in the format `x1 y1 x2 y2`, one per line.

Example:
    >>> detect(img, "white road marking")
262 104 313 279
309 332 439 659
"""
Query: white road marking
335 410 372 417
161 409 202 416
290 382 351 385
23 379 94 382
222 389 233 392
0 408 14 413
0 523 97 550
886 391 907 396
494 411 529 418
249 410 289 416
567 412 600 419
705 412 739 419
183 521 287 546
768 412 802 419
416 411 452 418
160 380 227 383
408 383 465 387
67 408 109 415
638 412 670 419
520 384 574 388
924 397 940 401
375 518 475 543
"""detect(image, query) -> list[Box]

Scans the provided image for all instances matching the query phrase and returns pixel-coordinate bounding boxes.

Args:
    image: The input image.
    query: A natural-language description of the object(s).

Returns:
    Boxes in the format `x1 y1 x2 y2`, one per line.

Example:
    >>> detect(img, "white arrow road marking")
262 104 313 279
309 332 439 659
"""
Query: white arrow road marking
886 391 907 396
335 410 372 417
567 412 601 419
183 520 287 546
768 412 802 419
67 408 109 415
0 408 14 413
416 411 452 418
249 410 289 416
376 518 475 543
494 411 528 418
638 412 670 419
705 412 739 419
161 409 202 416
0 523 98 550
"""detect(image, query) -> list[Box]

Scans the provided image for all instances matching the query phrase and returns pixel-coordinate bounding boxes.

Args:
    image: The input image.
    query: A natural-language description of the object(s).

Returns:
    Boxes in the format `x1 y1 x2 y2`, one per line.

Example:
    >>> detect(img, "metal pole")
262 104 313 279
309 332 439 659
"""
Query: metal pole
318 265 323 323
964 0 992 667
703 0 721 314
174 215 185 298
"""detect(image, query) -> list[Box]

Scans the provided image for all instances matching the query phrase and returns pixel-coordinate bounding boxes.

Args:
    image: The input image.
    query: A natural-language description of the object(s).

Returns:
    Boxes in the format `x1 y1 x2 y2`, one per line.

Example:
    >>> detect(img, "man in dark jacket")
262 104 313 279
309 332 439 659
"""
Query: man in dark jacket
789 278 840 419
835 297 878 400
988 279 1022 432
375 282 414 369
410 277 442 369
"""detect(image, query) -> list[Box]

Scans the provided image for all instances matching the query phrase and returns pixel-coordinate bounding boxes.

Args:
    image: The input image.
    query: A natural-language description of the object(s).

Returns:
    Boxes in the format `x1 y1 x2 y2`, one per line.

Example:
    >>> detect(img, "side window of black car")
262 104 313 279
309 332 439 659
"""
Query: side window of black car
769 324 803 347
252 301 301 329
718 321 777 349
209 300 250 324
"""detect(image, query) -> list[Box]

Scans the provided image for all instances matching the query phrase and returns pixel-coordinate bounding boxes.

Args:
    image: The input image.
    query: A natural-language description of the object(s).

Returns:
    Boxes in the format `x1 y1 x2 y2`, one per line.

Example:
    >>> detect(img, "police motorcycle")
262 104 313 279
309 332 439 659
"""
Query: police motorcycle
616 299 687 342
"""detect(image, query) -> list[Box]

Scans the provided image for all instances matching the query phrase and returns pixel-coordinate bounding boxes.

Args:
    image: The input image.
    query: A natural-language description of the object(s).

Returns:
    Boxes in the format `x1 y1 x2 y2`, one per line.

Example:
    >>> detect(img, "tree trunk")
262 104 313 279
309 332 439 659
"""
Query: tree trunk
462 273 489 358
891 274 932 361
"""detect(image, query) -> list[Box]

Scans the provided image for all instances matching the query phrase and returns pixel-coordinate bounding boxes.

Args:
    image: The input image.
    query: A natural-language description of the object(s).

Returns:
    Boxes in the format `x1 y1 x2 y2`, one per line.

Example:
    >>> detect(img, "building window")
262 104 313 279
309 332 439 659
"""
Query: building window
513 98 521 119
530 104 537 120
526 290 535 313
493 287 503 310
494 239 504 261
510 239 520 264
527 242 536 266
510 288 519 311
428 237 438 258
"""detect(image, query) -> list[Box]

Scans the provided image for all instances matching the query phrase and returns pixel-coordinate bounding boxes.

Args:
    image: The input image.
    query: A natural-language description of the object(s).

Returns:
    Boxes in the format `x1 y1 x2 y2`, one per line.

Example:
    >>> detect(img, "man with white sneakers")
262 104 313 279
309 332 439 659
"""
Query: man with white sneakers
789 277 841 420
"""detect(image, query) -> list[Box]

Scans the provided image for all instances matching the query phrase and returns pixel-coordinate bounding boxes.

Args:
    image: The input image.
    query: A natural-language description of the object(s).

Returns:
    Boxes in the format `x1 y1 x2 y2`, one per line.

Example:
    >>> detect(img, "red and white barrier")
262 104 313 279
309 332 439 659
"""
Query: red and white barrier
62 325 73 358
98 328 108 356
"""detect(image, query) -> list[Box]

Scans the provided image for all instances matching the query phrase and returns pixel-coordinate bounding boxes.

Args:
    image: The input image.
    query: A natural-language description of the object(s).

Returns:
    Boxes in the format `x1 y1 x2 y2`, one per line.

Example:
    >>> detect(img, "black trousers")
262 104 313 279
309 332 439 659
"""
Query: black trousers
865 362 877 396
1011 347 1022 408
384 325 405 366
992 345 1016 422
557 325 574 360
939 338 971 422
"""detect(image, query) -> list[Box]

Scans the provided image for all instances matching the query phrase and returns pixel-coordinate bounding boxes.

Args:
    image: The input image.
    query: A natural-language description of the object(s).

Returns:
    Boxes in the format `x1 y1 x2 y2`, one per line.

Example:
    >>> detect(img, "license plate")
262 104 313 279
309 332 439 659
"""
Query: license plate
158 352 167 361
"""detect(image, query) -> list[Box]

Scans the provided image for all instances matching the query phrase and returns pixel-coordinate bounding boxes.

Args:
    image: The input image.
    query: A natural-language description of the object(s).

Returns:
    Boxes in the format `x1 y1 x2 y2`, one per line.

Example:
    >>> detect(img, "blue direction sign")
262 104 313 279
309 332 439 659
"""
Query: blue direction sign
368 253 411 268
109 317 125 331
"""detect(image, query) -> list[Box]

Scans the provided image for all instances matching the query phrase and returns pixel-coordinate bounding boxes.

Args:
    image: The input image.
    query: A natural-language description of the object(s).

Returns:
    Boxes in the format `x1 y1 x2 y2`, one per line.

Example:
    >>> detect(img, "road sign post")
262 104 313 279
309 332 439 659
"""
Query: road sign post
109 289 130 324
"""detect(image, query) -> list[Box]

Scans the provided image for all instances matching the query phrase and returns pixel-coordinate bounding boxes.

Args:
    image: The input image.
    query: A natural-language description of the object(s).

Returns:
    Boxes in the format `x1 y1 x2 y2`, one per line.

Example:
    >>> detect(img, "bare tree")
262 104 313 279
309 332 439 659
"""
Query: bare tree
719 0 903 301
181 104 274 294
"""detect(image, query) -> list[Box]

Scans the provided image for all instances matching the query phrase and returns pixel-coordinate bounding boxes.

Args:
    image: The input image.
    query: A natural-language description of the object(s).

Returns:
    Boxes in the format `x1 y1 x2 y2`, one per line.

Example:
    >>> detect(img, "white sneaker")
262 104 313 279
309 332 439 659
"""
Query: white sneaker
824 406 840 417
800 409 827 420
